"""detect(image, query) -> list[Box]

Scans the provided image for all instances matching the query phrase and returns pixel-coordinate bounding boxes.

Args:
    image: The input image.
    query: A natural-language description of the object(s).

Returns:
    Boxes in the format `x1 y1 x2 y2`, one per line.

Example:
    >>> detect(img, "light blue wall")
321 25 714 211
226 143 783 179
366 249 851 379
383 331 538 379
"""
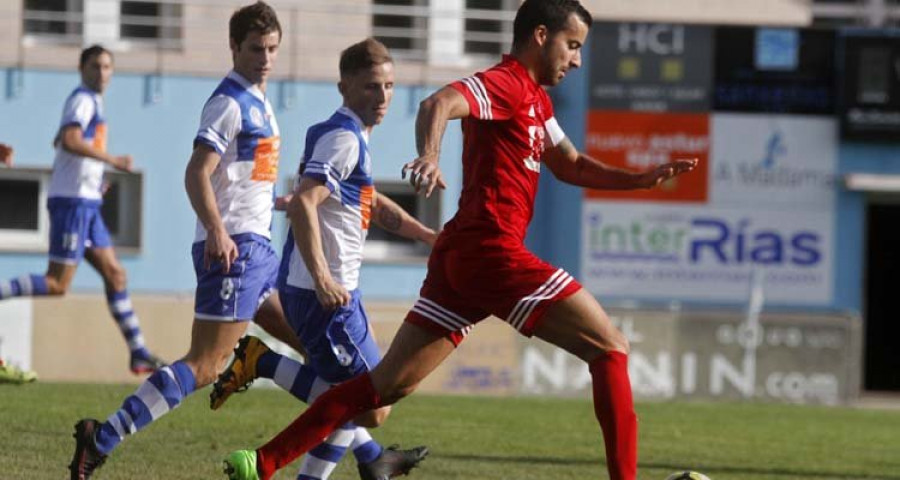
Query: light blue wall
0 68 462 297
833 143 900 312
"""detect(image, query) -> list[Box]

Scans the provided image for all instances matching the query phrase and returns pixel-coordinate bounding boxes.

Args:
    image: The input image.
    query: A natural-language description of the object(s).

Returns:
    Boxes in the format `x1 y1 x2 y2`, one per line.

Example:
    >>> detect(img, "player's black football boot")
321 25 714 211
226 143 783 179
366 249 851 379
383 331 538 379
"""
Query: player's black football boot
68 418 107 480
130 349 166 375
357 444 429 480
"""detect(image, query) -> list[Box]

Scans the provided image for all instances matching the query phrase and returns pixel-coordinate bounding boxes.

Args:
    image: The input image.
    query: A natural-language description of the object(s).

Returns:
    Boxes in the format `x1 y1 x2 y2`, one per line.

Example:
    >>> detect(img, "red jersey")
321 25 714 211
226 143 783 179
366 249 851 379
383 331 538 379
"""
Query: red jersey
445 55 566 248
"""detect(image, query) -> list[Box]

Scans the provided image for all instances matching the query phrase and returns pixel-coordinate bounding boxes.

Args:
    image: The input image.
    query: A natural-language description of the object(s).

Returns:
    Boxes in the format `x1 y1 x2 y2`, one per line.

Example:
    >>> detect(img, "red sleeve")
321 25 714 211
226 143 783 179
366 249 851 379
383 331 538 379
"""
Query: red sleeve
448 66 523 121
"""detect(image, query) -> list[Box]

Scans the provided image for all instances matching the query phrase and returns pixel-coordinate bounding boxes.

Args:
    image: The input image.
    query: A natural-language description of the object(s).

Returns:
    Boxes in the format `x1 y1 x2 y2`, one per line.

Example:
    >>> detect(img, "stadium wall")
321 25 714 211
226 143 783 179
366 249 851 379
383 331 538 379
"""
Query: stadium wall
1 295 861 405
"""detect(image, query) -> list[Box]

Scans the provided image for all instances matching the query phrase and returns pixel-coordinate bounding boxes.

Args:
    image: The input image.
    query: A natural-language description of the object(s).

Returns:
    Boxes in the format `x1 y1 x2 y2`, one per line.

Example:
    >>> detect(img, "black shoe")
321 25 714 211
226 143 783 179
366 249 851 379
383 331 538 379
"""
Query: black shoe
130 350 166 375
68 419 107 480
357 445 429 480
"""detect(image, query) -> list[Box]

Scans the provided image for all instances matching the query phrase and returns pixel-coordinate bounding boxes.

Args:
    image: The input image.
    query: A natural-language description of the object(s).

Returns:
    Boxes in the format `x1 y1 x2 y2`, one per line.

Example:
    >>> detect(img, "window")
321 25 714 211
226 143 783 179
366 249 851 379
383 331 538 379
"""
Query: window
0 167 143 253
23 0 83 41
365 181 441 262
372 0 429 60
120 1 183 47
464 0 514 57
0 168 49 252
23 0 182 48
101 171 143 251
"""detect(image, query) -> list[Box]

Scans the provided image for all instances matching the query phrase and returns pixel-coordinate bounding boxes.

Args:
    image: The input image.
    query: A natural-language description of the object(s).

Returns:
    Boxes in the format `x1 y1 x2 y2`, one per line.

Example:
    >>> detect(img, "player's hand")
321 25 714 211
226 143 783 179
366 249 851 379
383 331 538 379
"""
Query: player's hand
314 276 351 310
112 154 134 172
205 227 239 273
402 153 446 197
0 143 13 166
639 158 698 188
274 194 293 211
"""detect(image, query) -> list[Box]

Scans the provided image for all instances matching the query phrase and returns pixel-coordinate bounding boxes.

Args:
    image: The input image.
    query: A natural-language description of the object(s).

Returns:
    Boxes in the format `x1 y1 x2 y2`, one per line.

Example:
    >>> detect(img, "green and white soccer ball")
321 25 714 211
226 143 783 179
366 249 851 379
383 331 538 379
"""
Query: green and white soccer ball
664 472 711 480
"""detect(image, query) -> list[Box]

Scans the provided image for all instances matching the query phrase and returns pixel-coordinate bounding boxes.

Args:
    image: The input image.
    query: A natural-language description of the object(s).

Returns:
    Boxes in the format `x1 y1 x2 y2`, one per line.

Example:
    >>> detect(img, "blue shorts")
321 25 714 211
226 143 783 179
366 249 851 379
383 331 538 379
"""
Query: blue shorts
280 287 381 384
192 233 278 322
47 198 112 265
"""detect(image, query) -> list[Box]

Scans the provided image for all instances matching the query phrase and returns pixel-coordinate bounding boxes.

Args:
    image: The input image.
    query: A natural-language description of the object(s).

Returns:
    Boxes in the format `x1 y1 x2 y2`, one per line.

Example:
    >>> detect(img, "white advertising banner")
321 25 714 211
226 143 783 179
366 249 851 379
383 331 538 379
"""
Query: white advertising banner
581 202 834 304
711 114 838 210
581 114 838 305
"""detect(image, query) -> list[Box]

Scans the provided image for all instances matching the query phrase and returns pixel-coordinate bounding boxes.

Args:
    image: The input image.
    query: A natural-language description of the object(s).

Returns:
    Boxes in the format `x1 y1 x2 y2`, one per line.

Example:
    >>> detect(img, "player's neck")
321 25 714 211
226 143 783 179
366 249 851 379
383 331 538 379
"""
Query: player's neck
508 49 540 84
232 68 267 94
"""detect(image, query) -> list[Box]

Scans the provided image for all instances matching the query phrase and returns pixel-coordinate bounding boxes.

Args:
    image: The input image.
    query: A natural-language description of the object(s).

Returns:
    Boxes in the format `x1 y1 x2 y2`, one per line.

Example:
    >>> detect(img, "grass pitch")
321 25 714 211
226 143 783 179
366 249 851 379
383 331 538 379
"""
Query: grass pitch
1 383 898 480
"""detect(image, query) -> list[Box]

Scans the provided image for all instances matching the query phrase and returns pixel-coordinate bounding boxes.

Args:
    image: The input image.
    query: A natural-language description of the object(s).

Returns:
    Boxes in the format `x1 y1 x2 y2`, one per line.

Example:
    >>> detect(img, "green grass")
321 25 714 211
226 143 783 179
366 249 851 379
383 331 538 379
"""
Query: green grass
2 383 899 480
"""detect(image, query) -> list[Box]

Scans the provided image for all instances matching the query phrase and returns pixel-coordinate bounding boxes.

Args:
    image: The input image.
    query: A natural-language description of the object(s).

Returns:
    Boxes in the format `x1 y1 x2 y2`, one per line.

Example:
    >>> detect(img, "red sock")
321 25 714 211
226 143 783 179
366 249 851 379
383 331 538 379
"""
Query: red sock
256 373 381 479
589 351 638 480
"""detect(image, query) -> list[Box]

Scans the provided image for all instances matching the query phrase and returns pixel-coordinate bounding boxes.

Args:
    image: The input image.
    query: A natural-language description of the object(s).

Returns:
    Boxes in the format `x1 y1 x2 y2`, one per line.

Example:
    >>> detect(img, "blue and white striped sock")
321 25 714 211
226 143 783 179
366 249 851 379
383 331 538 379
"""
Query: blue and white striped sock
93 361 196 454
296 424 355 480
261 352 385 472
0 275 48 300
106 290 147 355
350 427 384 464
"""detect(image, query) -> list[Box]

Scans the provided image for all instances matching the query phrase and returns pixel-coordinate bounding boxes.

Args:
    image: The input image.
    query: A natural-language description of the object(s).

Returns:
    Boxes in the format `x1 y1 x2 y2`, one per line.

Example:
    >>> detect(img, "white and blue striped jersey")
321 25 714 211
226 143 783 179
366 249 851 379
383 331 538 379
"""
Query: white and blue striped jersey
48 86 107 201
280 107 374 291
193 70 280 242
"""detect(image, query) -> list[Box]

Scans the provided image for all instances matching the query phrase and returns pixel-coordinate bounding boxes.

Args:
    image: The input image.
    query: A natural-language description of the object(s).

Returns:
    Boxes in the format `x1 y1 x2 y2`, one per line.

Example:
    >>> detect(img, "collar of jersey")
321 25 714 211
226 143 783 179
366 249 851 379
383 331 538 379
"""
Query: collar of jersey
77 83 102 97
336 106 369 142
226 70 266 102
501 54 540 89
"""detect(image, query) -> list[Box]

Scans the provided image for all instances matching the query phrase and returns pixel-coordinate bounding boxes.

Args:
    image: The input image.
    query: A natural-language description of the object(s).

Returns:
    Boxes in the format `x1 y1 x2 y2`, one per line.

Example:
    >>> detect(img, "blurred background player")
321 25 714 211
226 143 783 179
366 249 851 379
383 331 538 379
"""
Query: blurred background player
215 38 432 480
0 46 164 376
222 1 698 479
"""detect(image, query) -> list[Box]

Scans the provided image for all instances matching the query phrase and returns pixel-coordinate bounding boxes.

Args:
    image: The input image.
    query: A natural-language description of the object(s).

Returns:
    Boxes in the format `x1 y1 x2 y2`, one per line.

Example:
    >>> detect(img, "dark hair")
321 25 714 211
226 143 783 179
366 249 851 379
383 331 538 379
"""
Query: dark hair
512 0 592 49
339 38 393 78
229 1 282 47
79 45 112 69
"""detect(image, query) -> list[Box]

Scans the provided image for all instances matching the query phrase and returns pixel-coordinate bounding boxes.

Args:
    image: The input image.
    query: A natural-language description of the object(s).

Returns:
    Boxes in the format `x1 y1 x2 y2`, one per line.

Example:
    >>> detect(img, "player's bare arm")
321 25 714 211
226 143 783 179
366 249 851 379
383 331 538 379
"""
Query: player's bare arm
403 86 470 197
185 144 238 272
372 191 438 247
0 143 12 166
57 125 133 172
286 177 351 309
543 137 698 190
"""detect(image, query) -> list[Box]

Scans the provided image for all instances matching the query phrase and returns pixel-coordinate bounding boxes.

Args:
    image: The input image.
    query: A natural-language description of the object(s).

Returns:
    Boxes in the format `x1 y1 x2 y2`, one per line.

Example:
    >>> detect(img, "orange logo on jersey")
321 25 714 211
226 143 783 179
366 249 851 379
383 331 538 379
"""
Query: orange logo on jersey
360 185 374 229
251 136 280 182
92 123 108 152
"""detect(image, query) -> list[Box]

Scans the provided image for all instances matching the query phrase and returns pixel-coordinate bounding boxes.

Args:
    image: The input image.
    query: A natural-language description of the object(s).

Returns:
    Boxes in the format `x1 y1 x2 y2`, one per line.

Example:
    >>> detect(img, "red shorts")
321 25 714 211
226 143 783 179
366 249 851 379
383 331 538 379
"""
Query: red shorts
405 242 582 346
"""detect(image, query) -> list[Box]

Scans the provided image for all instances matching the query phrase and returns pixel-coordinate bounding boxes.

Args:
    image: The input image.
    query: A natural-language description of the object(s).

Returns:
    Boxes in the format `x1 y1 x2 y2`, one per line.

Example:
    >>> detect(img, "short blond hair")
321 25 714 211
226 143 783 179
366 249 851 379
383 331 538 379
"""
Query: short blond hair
339 38 393 78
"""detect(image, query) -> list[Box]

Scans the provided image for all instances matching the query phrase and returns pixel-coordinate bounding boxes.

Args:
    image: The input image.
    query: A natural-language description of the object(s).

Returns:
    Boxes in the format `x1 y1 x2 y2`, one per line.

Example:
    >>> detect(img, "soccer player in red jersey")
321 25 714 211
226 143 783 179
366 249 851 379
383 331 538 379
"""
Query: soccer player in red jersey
224 1 697 479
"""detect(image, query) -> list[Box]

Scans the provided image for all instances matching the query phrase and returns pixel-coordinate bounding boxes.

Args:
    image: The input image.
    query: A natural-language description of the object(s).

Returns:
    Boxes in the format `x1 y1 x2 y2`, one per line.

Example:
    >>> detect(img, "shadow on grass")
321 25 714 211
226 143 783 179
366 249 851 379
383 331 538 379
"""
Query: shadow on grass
437 454 900 479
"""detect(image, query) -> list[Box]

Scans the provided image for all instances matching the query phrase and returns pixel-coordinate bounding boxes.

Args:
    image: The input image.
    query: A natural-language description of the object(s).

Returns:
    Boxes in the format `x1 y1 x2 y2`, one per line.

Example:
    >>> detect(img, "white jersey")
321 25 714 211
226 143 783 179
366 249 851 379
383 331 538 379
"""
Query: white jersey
281 107 373 291
48 86 107 201
193 71 280 241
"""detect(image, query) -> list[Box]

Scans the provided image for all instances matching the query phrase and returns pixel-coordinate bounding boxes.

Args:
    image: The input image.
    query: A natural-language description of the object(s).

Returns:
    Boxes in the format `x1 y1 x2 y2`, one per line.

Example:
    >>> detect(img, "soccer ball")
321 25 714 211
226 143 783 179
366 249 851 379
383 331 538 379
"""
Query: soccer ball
664 472 711 480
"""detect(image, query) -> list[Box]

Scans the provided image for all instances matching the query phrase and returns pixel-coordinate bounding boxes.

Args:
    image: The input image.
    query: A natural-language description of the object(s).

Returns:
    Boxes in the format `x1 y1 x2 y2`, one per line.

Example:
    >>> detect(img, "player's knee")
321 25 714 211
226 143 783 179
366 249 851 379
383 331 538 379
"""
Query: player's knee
355 406 391 428
606 329 630 355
